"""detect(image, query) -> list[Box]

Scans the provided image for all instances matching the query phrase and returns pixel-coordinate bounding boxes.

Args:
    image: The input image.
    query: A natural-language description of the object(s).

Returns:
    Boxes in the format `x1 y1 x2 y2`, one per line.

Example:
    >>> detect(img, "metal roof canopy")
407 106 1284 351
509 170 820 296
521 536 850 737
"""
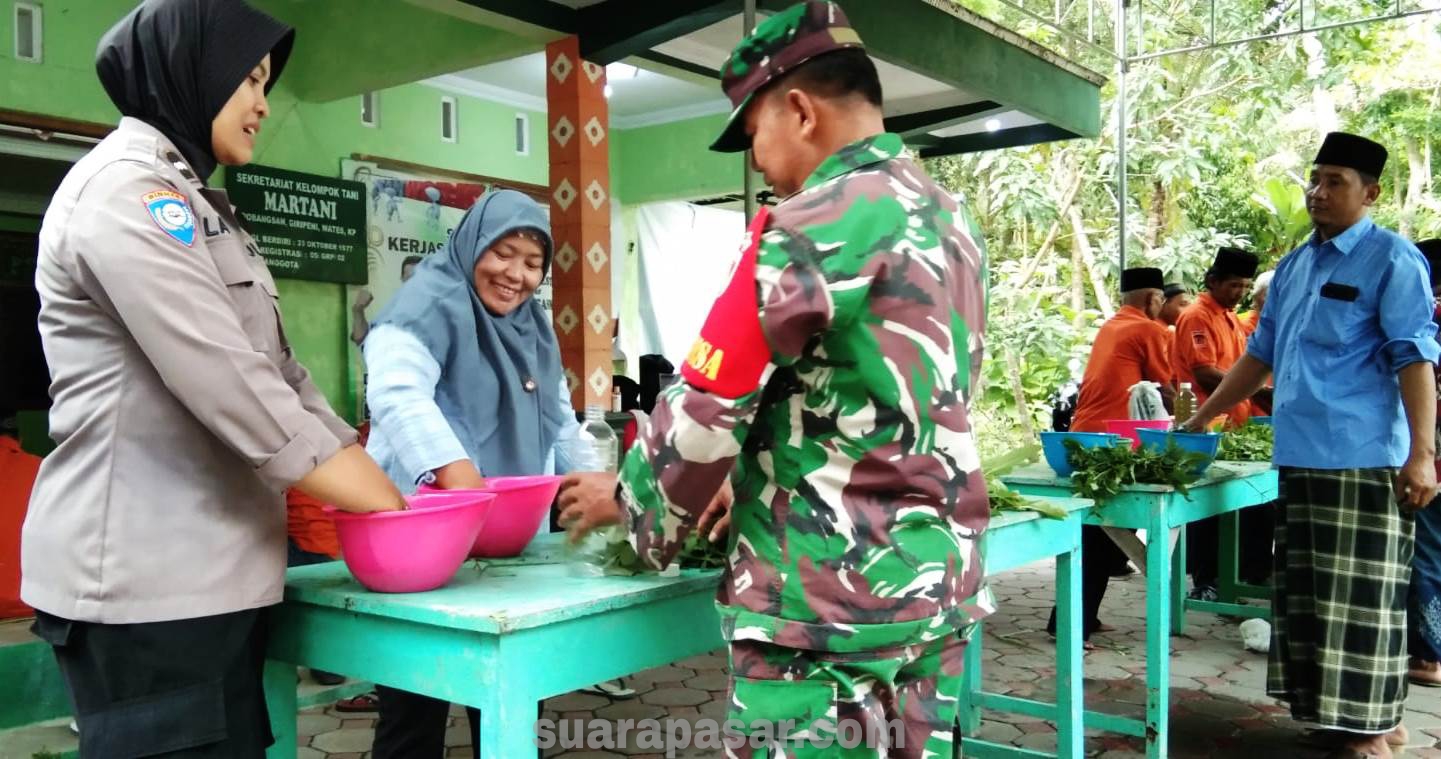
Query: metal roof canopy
453 0 1106 157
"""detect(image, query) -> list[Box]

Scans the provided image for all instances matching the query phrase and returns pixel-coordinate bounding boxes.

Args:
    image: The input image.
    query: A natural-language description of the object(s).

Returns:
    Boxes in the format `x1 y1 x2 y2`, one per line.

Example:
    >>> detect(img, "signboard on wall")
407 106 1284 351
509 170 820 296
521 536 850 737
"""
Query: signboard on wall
226 164 367 284
341 159 552 420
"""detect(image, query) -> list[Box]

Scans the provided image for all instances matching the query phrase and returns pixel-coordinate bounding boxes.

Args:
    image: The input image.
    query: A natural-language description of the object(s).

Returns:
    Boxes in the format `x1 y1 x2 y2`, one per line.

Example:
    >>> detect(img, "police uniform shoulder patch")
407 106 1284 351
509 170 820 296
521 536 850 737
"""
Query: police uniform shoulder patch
142 189 196 247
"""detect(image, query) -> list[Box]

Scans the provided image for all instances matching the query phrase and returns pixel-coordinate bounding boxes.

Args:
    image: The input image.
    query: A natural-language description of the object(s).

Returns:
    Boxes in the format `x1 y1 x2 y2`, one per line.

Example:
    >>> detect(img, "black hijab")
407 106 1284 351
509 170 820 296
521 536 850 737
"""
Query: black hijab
96 0 294 182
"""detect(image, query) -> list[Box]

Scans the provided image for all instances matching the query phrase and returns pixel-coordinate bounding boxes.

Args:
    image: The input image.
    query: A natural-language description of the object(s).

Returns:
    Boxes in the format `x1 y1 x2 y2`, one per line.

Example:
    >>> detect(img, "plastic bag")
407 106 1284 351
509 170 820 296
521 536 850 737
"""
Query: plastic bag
1128 381 1168 421
1240 618 1271 653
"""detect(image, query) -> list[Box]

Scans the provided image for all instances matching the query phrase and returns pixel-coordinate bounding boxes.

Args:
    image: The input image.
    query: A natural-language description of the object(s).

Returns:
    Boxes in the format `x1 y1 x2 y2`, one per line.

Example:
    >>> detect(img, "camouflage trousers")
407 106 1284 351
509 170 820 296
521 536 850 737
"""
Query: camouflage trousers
723 634 967 759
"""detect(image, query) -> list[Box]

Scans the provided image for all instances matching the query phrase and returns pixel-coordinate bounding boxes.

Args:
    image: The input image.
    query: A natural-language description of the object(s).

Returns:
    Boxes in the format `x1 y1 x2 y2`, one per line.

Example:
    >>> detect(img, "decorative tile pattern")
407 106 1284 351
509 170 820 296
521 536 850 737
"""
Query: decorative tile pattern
549 53 573 84
587 366 610 398
551 116 575 148
554 305 580 335
585 180 607 211
583 116 606 147
547 35 612 408
554 242 579 273
586 304 609 335
552 179 577 212
585 242 608 273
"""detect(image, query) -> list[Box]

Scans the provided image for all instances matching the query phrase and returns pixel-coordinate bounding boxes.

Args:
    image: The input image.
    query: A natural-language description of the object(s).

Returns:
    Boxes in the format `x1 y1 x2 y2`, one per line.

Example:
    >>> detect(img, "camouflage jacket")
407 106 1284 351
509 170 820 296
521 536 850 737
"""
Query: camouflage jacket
618 133 994 653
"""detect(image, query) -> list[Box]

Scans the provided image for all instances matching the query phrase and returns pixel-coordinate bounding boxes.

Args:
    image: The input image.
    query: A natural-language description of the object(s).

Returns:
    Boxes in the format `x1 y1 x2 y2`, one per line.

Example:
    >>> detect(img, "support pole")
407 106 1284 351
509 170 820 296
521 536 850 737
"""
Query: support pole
1116 0 1129 272
743 0 758 223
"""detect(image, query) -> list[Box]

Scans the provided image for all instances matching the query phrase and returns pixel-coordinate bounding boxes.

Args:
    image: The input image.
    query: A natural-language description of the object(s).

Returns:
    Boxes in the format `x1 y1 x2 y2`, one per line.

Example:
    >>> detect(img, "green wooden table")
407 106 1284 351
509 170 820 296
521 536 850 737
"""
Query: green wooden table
262 534 723 758
959 496 1091 759
1001 462 1278 759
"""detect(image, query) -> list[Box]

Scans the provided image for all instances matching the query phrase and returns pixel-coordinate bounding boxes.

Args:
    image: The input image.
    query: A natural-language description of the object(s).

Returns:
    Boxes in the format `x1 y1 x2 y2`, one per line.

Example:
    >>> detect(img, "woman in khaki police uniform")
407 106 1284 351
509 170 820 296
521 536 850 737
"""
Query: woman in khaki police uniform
20 1 406 755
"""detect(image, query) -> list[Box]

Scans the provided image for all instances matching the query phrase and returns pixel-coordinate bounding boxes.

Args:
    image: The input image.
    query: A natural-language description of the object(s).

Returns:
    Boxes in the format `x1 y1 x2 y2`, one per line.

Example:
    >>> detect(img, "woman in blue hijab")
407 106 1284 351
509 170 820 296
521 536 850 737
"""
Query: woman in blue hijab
361 189 580 757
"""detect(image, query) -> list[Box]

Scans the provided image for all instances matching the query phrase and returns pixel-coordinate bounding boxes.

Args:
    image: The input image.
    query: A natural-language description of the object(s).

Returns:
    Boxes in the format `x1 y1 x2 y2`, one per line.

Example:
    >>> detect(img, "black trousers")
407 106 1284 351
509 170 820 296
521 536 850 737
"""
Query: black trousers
373 687 545 758
1187 502 1276 587
1046 525 1129 641
32 608 272 758
373 686 478 759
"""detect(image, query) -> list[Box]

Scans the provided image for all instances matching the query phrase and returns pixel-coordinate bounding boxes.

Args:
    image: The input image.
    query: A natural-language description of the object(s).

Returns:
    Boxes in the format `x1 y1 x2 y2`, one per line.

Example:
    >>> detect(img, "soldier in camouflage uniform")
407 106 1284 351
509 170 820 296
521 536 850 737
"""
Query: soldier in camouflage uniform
557 3 991 756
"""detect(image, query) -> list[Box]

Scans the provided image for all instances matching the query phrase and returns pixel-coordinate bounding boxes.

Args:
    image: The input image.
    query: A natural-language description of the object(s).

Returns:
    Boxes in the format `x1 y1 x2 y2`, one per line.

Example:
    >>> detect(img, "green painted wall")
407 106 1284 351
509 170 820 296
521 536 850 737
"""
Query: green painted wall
253 0 544 103
0 1 131 125
2 0 747 423
613 114 742 204
0 0 549 420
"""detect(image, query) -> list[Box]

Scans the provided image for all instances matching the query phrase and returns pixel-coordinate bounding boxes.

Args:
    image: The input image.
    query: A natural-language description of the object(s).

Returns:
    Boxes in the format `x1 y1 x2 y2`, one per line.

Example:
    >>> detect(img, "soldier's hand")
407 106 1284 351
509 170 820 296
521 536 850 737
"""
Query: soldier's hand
696 480 733 543
557 472 623 542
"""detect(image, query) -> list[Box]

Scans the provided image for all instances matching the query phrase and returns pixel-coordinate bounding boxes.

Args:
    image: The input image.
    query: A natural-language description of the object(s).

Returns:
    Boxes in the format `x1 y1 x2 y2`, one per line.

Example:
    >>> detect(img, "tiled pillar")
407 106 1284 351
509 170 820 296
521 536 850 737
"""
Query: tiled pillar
545 36 612 411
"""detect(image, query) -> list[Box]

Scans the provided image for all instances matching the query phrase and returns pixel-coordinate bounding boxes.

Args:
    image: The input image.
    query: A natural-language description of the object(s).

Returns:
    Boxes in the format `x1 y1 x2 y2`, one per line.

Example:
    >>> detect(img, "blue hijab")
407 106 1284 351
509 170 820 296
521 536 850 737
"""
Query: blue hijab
373 190 565 477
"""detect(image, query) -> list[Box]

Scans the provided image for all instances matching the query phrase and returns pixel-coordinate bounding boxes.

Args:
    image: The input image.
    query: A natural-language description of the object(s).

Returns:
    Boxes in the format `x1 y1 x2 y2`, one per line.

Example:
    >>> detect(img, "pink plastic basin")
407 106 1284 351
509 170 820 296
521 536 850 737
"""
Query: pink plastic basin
324 491 495 593
416 475 563 558
1105 419 1172 449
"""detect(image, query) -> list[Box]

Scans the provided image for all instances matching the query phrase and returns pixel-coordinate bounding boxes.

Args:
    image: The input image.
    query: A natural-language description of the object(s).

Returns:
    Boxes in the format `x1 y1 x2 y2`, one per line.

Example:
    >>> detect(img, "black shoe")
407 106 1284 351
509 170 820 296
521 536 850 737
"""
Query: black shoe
1187 585 1219 602
309 669 345 686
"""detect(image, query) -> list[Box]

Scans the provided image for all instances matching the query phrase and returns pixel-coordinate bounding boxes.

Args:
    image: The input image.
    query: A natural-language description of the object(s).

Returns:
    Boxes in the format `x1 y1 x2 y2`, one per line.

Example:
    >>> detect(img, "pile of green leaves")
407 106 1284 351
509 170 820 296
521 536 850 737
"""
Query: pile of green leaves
988 477 1069 519
1063 439 1207 504
1217 423 1274 462
574 524 727 576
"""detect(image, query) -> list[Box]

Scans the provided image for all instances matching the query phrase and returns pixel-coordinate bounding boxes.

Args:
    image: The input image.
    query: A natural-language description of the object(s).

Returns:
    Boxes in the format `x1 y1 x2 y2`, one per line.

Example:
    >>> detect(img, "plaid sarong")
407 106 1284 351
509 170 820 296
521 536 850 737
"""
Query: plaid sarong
1267 467 1415 732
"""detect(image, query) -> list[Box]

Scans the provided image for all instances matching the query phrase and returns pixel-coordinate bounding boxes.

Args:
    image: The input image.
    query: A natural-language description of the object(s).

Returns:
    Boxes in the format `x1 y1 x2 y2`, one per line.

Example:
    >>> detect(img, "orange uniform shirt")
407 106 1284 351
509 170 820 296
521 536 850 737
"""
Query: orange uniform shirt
1070 306 1175 433
1172 292 1250 427
1 436 41 619
286 488 341 558
1240 310 1260 336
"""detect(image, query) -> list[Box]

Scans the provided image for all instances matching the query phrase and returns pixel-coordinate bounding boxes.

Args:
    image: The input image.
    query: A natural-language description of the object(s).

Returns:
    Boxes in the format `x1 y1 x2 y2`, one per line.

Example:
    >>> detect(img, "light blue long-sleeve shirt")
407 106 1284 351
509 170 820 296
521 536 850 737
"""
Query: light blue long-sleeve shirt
1247 216 1440 468
363 324 581 493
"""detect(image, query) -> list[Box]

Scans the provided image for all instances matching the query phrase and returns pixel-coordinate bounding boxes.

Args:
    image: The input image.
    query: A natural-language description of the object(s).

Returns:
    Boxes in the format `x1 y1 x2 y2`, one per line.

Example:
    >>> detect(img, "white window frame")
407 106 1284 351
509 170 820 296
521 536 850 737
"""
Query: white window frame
360 91 379 128
440 96 458 143
14 2 42 64
514 113 530 156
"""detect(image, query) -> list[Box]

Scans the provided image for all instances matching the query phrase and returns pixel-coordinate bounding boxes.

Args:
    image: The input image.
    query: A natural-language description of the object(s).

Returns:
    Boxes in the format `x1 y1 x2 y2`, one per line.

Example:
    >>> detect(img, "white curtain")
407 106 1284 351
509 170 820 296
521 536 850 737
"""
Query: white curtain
618 201 745 370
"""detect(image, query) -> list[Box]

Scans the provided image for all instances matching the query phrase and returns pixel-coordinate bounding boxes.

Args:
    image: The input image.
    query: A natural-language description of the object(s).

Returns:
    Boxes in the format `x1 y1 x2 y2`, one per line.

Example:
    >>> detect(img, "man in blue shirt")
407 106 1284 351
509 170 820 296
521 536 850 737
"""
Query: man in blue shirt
1185 132 1439 759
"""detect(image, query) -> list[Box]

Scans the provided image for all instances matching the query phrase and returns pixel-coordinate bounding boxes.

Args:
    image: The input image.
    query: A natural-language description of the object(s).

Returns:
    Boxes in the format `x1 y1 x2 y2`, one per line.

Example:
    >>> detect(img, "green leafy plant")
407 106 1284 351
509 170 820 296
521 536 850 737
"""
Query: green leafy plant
988 477 1070 519
1063 439 1207 503
574 524 727 576
1217 423 1274 461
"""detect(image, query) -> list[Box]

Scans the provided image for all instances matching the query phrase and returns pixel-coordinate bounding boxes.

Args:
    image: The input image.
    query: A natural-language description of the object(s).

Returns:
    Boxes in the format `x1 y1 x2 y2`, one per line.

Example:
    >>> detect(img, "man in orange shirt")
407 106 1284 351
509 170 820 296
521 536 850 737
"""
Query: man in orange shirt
1048 267 1173 646
1174 247 1270 601
1173 247 1267 427
1159 283 1192 329
1069 267 1177 433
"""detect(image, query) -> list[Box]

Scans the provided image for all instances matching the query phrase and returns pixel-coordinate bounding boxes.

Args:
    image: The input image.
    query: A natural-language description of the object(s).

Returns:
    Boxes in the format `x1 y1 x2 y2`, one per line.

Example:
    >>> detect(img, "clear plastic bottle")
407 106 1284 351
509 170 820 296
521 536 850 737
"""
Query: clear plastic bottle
577 404 617 473
1175 382 1197 427
570 405 622 575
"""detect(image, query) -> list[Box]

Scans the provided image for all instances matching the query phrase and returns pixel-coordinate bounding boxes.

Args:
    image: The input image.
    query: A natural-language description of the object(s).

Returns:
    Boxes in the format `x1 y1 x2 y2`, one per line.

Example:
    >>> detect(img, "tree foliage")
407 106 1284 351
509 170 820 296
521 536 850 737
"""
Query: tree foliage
928 8 1441 454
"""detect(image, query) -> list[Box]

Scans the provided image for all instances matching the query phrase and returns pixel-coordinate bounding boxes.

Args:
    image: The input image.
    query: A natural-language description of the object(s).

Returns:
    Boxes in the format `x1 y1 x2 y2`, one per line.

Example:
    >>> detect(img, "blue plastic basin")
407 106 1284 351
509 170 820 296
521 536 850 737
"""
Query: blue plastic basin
1136 428 1222 476
1040 431 1126 477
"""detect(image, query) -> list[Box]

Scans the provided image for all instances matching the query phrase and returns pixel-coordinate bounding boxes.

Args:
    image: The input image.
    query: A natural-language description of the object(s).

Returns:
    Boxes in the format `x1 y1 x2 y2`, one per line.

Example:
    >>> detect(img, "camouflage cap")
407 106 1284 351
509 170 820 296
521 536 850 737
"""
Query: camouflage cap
710 1 865 153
